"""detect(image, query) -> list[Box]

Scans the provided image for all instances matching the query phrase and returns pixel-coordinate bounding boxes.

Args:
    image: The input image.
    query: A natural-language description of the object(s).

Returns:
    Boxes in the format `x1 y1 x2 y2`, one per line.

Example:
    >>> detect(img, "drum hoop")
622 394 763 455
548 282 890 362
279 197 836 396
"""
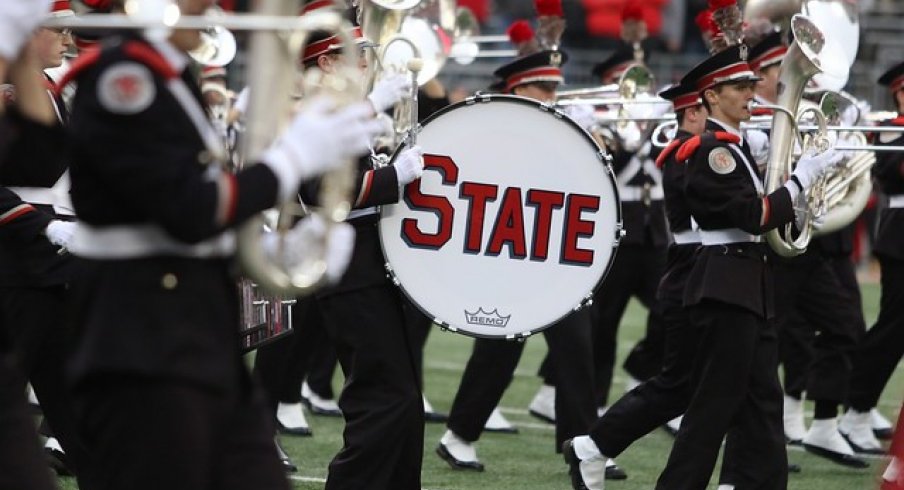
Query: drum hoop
379 94 624 339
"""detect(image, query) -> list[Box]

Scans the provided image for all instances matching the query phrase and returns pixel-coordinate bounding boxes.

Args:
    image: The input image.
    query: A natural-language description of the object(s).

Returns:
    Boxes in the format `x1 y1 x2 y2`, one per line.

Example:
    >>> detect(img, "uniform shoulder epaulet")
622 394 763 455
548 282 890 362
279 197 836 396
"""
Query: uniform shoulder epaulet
675 131 740 163
675 135 701 163
655 138 683 168
54 46 102 96
54 40 178 97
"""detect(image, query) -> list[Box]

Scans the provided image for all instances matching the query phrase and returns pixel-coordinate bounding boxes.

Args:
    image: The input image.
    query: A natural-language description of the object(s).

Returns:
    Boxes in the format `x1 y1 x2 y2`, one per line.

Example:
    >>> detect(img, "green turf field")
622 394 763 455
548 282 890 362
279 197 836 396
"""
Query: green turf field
59 282 901 490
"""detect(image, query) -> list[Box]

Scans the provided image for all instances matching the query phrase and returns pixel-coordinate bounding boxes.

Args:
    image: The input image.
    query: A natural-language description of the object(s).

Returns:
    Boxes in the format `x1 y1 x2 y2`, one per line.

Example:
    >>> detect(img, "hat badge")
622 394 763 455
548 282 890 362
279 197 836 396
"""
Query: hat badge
550 51 562 67
739 44 749 62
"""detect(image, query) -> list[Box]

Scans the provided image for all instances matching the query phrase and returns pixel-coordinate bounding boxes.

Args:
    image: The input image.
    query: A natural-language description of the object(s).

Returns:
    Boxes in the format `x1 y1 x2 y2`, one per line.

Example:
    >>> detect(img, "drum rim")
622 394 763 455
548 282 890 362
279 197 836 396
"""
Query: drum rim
379 93 624 339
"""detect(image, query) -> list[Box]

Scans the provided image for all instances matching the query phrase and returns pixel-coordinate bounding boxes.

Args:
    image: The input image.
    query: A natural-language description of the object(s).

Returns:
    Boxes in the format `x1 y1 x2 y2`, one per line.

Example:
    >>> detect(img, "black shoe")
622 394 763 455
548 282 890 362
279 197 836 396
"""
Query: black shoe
605 461 627 480
425 411 449 423
274 437 297 473
277 420 313 437
528 409 556 425
484 426 519 434
45 447 73 477
841 433 887 455
802 443 870 468
562 439 591 490
788 463 802 473
874 427 893 440
436 443 484 471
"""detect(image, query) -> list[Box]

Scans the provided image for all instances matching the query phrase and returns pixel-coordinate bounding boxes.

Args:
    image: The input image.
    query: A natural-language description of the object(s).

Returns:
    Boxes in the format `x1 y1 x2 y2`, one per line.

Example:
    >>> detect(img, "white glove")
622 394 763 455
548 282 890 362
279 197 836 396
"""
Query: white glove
394 145 425 185
262 97 386 201
791 147 844 190
261 215 356 284
563 104 596 131
367 73 412 114
839 103 860 127
45 220 76 249
793 190 825 231
0 0 53 60
745 129 770 165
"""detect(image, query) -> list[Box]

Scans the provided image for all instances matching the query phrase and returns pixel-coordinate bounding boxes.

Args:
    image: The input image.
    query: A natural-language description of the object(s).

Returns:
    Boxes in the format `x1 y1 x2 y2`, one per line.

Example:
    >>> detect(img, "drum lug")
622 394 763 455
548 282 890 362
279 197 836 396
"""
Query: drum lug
613 222 625 246
465 94 492 105
597 151 614 165
575 294 594 311
384 262 401 287
506 332 531 342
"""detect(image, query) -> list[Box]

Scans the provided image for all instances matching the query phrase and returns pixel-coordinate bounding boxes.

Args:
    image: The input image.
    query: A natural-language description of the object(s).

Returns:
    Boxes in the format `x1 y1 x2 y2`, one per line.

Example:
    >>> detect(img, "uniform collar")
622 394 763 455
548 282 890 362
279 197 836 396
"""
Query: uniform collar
707 117 744 144
147 38 191 74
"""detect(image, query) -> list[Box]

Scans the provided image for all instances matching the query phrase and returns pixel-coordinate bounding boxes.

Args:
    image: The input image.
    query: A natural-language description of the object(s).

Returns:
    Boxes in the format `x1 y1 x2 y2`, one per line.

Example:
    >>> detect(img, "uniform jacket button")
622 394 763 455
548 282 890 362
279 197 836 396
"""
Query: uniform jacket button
161 273 178 290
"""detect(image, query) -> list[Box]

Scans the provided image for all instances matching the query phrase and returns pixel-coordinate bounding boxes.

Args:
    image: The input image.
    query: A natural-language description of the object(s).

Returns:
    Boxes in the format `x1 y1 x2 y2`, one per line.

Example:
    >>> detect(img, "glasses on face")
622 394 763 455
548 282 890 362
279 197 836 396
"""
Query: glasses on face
46 27 73 37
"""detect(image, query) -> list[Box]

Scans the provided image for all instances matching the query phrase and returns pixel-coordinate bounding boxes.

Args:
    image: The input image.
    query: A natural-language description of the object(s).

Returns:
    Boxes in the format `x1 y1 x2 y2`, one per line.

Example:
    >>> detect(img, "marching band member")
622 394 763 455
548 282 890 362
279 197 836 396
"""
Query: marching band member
0 1 68 488
293 9 429 488
840 60 904 455
437 9 600 476
653 26 839 487
0 1 100 485
61 0 384 488
563 79 709 490
741 27 867 468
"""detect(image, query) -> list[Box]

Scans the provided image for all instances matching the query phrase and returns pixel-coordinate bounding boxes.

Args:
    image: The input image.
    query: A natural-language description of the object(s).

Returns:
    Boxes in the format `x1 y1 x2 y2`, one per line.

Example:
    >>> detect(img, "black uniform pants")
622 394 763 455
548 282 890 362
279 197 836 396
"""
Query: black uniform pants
849 255 904 411
775 256 862 403
656 301 787 490
75 377 287 490
589 294 698 457
0 285 93 485
318 285 424 490
590 243 667 405
446 308 595 452
254 296 325 410
0 353 56 490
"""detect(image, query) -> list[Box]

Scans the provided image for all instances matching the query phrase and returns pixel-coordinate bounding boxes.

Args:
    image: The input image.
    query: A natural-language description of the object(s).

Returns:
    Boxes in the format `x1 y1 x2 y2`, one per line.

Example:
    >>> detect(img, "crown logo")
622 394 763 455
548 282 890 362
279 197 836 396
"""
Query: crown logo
464 308 511 328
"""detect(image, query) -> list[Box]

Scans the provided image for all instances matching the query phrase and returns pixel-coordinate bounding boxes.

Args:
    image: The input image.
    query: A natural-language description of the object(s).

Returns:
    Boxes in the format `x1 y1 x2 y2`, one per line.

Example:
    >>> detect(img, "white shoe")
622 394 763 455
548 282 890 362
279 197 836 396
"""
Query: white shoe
840 409 885 454
716 485 735 490
528 384 556 424
484 407 518 433
437 430 484 471
803 418 868 467
664 415 682 436
300 381 341 416
276 402 312 436
563 438 605 490
871 408 894 439
783 396 806 444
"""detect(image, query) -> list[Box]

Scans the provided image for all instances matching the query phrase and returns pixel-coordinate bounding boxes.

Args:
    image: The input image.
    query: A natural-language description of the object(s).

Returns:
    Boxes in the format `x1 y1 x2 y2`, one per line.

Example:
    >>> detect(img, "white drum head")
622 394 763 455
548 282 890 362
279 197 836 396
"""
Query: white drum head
380 95 622 338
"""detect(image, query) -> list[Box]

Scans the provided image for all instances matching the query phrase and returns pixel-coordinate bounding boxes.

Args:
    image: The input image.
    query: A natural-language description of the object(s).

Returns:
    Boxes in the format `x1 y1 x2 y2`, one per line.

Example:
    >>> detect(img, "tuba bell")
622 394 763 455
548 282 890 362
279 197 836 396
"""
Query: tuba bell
760 13 847 257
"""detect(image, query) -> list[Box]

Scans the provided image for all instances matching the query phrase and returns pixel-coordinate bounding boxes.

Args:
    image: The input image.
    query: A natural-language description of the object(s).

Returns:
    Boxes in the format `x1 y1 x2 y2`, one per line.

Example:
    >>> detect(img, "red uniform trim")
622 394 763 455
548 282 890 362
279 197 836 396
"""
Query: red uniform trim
505 67 563 92
891 75 904 94
751 107 773 117
760 196 771 226
122 42 179 79
54 46 102 96
672 93 701 112
355 170 374 207
223 173 238 224
697 62 756 91
0 204 36 225
714 131 741 144
676 135 701 163
655 139 683 168
750 46 786 72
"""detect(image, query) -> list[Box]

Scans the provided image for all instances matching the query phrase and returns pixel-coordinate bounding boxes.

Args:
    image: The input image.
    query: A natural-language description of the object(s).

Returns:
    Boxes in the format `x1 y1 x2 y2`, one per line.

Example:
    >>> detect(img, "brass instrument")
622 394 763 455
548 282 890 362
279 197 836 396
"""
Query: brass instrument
761 14 847 257
238 1 363 296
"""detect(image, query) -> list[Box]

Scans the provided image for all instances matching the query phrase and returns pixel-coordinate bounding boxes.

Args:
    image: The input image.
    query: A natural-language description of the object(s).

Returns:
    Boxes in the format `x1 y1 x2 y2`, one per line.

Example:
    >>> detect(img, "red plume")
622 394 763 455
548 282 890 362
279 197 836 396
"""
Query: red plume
506 20 534 44
622 0 644 21
695 10 718 37
708 0 736 9
535 0 564 17
81 0 112 7
506 20 540 56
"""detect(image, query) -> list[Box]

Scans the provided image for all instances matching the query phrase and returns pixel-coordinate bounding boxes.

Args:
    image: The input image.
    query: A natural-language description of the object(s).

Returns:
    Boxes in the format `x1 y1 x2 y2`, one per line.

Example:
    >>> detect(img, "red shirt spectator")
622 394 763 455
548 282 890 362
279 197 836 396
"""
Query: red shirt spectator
582 0 669 39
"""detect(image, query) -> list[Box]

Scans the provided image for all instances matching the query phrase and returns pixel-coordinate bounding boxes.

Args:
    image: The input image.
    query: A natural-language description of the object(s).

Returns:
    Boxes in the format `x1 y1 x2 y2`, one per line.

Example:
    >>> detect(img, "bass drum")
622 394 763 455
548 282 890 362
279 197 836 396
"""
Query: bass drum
379 94 622 339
